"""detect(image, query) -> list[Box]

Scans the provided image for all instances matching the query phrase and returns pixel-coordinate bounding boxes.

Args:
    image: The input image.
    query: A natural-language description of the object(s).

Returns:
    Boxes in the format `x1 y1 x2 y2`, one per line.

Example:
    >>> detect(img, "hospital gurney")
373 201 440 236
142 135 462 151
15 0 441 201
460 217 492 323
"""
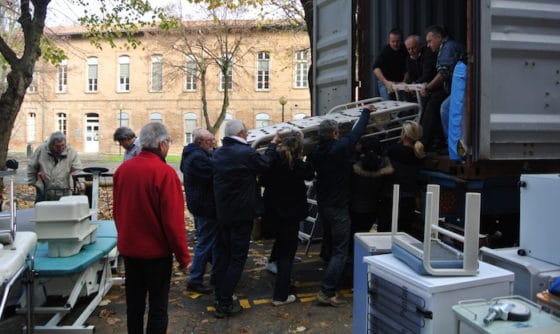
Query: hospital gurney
0 169 37 334
19 220 117 333
247 98 421 152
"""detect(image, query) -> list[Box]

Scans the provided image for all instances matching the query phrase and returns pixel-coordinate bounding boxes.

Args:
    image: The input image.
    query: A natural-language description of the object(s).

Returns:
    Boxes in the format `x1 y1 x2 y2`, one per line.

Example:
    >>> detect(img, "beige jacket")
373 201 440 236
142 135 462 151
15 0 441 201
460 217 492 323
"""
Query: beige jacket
27 143 83 199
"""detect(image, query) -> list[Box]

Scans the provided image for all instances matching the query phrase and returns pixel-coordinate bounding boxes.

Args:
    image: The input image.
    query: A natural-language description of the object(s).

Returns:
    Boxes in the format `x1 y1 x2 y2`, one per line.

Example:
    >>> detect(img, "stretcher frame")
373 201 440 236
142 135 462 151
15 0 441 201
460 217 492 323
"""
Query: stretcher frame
18 221 117 333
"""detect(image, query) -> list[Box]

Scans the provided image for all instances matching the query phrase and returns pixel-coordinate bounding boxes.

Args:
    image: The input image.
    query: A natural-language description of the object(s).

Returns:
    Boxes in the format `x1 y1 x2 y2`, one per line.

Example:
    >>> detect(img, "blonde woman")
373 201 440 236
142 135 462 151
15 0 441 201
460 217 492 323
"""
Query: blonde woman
379 121 426 239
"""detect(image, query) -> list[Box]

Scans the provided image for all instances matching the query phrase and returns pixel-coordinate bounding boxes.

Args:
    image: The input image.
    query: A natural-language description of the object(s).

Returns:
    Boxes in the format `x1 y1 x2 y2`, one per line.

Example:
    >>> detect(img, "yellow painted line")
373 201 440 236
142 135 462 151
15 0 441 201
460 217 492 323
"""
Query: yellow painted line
340 289 353 297
239 299 251 309
253 298 272 305
183 291 203 299
299 296 316 303
207 306 216 312
293 281 321 288
296 292 317 298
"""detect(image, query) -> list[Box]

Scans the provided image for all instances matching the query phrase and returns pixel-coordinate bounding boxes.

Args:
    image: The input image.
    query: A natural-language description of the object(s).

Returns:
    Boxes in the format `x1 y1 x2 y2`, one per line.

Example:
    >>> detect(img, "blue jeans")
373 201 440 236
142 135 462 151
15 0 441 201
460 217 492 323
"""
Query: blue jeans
188 216 219 285
376 79 389 101
318 205 351 296
124 256 172 334
213 219 253 307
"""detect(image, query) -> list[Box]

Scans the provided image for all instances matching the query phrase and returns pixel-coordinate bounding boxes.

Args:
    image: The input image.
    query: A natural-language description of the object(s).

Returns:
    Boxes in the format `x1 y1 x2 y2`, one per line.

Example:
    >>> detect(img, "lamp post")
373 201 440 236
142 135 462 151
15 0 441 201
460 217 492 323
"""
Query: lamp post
118 103 123 155
278 96 287 122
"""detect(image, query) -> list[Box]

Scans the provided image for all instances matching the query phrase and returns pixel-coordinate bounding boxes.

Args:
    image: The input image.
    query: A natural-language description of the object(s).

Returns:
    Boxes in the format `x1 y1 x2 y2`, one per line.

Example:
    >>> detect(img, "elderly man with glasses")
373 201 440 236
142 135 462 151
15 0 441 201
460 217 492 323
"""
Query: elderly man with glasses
180 128 218 295
27 131 83 202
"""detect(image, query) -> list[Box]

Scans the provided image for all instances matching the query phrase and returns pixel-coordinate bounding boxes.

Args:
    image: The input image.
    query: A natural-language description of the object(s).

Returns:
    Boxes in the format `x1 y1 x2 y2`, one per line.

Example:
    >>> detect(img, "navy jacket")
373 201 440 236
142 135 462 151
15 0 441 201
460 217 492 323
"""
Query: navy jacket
180 143 216 218
308 109 371 208
212 137 277 223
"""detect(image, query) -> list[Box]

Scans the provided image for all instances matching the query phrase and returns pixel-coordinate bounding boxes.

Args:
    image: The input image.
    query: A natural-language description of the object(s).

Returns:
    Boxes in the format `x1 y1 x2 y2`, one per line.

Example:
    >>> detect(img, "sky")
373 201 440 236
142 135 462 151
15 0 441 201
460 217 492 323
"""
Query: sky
45 0 264 27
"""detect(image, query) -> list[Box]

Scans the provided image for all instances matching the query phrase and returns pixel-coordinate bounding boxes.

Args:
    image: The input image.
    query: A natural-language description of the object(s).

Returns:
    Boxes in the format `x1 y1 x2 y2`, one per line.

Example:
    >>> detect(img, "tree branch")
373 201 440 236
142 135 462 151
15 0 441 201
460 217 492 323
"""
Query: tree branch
0 36 18 64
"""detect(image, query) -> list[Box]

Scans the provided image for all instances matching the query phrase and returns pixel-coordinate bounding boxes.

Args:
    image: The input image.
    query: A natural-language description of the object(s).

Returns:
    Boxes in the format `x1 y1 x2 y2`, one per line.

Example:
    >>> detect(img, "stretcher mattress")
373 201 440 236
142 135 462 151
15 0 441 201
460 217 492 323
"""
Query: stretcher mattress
0 232 37 283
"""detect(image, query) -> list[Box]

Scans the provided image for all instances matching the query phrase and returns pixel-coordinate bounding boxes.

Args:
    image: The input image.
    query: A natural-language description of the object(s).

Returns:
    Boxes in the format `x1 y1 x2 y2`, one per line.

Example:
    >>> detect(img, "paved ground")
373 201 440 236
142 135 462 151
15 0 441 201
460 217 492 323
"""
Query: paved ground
0 239 355 333
1 152 356 333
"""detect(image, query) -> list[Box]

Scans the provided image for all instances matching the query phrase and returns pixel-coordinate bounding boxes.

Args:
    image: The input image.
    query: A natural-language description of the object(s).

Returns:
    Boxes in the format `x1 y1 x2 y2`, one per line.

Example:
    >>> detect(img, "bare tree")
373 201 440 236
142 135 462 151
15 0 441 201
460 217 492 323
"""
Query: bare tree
162 10 254 135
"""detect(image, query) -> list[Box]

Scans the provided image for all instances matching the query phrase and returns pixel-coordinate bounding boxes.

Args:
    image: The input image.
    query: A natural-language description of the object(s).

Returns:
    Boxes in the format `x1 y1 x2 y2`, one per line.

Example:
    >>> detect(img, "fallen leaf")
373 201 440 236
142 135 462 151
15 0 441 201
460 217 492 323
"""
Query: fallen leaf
99 299 111 306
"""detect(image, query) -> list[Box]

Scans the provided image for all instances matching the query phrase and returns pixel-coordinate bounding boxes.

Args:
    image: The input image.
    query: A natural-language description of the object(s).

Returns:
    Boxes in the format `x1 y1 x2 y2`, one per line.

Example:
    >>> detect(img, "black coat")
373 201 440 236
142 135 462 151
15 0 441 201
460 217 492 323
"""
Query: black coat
262 158 315 222
384 144 423 198
350 157 394 214
309 109 370 208
212 137 277 223
180 143 215 218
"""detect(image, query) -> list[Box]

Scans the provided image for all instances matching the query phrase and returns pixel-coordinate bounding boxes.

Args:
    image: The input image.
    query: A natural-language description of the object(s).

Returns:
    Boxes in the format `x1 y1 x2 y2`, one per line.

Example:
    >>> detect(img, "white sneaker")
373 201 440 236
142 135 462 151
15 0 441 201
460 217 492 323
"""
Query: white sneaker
272 294 296 306
265 261 278 274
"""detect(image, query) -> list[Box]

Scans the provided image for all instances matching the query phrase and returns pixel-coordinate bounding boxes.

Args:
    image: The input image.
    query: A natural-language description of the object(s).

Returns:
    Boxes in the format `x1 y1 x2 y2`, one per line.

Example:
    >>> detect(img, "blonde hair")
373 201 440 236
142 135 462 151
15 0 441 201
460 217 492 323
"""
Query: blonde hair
402 121 426 159
277 129 304 169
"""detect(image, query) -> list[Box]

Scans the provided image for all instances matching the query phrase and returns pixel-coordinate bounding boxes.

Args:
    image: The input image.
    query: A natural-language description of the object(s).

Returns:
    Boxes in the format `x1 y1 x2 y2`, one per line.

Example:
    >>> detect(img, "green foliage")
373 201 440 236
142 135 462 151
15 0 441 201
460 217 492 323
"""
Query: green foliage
187 0 265 10
73 0 181 50
41 37 67 65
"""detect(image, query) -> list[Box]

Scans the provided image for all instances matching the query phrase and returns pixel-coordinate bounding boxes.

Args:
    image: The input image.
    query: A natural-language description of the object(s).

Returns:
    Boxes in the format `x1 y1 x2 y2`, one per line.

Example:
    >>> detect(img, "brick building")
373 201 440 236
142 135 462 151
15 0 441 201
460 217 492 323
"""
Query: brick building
9 21 311 155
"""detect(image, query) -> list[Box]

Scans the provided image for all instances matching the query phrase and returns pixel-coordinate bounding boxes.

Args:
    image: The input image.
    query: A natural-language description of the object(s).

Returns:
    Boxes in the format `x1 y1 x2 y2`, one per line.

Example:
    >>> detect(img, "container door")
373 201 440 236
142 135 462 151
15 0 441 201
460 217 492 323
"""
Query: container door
478 0 560 160
313 0 354 115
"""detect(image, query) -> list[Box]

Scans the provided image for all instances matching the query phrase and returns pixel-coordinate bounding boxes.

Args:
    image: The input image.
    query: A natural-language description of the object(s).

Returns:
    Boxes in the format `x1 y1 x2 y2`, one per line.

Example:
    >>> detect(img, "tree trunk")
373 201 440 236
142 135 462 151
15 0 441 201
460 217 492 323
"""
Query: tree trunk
0 0 49 183
200 69 212 131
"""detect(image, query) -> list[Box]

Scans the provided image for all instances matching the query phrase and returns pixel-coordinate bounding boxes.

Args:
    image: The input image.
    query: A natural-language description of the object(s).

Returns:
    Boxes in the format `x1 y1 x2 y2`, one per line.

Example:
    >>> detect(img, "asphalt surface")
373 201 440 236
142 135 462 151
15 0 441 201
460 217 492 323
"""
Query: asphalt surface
1 153 355 333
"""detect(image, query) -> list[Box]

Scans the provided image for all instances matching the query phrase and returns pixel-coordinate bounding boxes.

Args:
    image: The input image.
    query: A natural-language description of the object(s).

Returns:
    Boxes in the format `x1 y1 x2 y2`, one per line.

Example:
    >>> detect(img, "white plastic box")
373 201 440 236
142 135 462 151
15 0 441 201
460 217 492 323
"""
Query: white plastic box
365 254 514 334
480 247 560 301
34 196 93 240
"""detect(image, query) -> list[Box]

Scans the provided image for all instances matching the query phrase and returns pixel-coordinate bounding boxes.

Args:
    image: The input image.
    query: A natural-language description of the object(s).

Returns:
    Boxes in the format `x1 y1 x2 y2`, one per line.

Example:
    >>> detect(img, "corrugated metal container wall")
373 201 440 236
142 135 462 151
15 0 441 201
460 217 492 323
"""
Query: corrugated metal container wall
358 0 467 100
478 0 560 160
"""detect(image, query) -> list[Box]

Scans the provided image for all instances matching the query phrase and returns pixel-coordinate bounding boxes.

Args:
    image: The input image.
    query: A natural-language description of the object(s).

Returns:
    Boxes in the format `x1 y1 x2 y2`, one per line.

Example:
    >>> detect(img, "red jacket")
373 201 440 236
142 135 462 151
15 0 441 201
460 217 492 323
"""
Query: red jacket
113 151 190 268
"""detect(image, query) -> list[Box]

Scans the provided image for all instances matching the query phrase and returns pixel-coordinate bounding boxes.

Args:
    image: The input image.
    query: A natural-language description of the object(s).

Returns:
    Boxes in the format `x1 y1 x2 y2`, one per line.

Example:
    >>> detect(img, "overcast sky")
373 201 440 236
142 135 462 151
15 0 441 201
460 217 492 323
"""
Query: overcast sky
45 0 263 27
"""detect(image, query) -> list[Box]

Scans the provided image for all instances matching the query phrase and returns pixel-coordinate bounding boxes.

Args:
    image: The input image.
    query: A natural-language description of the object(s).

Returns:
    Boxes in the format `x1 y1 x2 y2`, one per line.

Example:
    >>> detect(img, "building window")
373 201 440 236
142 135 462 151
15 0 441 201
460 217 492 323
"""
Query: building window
27 71 38 93
185 55 197 91
56 112 67 135
56 59 68 93
255 113 271 128
151 55 163 92
118 55 130 92
184 113 197 144
293 113 307 120
220 53 233 91
117 111 130 128
294 50 309 88
27 112 36 143
150 112 163 123
256 51 270 91
87 57 98 92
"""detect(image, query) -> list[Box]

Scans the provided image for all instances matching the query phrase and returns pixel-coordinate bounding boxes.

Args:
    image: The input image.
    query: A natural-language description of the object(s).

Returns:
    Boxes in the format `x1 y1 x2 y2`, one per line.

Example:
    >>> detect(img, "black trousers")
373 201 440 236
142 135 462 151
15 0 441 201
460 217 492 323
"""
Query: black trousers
214 220 253 307
124 256 172 334
270 219 300 301
420 89 448 149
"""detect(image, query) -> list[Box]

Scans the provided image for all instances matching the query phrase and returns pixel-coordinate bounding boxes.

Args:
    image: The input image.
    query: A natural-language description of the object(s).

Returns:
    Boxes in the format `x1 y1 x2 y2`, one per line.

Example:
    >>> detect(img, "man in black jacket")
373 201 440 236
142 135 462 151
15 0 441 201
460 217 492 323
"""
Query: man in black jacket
308 104 376 307
373 28 408 100
211 120 280 318
180 128 217 295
